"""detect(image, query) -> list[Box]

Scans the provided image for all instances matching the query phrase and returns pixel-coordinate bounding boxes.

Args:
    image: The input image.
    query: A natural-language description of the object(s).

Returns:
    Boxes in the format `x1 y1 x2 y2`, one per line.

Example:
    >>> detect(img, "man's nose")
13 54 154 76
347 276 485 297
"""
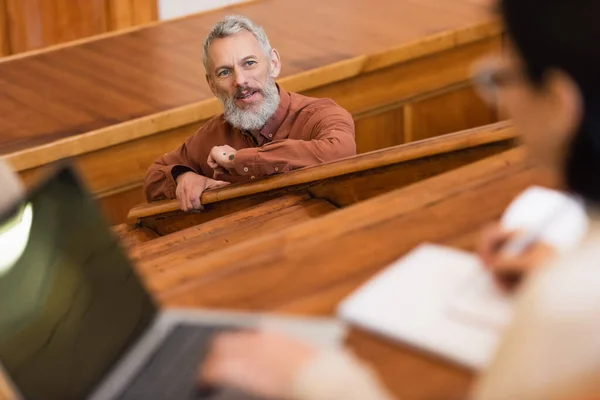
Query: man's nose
233 68 248 87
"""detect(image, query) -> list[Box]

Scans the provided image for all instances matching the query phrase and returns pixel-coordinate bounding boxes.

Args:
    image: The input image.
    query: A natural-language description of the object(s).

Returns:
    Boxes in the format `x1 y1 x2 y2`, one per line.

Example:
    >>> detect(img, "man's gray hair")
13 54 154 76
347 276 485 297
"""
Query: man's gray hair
202 15 272 73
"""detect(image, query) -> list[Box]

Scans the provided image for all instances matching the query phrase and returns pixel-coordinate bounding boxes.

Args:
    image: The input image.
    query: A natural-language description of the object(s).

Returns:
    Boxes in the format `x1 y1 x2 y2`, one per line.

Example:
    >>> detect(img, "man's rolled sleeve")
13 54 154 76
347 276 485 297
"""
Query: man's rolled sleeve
233 148 262 177
231 105 356 179
144 135 204 201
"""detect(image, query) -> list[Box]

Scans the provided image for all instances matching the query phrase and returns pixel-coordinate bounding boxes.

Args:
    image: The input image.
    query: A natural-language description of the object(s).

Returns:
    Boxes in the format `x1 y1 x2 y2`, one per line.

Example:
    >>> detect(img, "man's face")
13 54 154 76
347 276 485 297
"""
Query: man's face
206 31 281 131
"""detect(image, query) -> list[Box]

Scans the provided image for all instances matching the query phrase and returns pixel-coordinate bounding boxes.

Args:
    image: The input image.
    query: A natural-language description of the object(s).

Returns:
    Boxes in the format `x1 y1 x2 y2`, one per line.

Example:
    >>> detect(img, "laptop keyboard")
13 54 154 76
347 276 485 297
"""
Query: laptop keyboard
116 323 260 400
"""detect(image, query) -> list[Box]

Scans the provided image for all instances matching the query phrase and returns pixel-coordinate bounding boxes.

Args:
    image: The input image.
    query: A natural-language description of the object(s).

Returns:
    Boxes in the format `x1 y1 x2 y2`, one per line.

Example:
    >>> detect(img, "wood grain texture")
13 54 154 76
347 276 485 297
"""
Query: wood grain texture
354 105 405 153
129 149 558 399
404 84 497 142
129 122 516 223
307 138 515 207
106 0 135 30
106 0 157 30
112 223 159 252
0 0 159 57
0 0 9 56
4 0 108 53
98 184 146 224
133 196 338 274
131 194 313 260
0 0 502 172
138 148 537 295
18 121 200 194
130 0 157 25
142 190 295 236
303 39 499 116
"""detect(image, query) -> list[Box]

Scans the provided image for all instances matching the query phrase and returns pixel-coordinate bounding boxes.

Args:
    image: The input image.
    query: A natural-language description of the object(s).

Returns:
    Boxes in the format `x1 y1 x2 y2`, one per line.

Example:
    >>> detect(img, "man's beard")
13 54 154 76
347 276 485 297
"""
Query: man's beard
218 78 280 131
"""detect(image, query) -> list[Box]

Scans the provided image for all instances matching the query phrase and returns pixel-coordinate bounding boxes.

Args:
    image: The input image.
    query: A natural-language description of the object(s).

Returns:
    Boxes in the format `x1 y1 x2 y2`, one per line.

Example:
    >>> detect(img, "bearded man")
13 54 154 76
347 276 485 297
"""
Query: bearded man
144 15 356 211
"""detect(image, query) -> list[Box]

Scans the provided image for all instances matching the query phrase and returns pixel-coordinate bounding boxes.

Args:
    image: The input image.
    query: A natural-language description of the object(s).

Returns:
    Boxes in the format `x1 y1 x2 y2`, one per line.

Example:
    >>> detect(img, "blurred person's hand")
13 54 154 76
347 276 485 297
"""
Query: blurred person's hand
477 222 556 291
198 331 316 399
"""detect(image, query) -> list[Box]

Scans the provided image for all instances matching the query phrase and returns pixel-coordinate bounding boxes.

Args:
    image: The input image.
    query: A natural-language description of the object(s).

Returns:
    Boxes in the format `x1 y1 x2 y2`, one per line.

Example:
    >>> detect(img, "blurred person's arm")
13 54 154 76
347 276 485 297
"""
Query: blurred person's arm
472 238 600 400
0 160 23 213
292 347 395 400
198 331 395 400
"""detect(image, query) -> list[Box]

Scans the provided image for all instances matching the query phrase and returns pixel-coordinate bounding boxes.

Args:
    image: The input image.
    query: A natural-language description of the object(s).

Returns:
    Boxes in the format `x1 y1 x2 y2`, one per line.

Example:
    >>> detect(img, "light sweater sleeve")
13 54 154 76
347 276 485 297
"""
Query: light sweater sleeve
472 230 600 400
291 348 396 400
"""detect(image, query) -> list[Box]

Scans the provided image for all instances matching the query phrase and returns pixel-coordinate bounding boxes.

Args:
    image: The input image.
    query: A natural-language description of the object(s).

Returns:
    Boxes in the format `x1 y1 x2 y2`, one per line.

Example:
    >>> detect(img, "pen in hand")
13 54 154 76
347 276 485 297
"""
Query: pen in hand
493 199 571 291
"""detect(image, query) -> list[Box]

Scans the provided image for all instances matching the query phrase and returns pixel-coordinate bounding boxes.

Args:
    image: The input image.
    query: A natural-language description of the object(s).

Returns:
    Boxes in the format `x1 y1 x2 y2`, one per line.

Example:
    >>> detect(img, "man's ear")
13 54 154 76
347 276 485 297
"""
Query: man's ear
269 49 281 78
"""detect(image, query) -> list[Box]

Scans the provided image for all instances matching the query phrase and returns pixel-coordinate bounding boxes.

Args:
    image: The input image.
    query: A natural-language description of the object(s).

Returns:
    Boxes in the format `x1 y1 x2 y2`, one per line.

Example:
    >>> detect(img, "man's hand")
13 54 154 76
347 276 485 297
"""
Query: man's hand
208 145 238 177
175 172 229 212
477 222 556 291
198 331 316 399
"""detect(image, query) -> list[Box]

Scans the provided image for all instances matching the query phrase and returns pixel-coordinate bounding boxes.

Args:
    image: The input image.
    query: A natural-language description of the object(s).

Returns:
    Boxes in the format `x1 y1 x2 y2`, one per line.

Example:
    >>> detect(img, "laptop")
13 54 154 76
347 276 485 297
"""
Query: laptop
0 165 346 400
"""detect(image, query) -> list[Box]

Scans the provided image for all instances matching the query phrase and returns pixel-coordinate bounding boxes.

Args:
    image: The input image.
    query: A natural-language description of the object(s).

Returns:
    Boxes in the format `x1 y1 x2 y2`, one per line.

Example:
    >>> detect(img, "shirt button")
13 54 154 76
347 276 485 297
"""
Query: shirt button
243 167 249 172
250 176 255 180
268 134 273 138
274 167 279 172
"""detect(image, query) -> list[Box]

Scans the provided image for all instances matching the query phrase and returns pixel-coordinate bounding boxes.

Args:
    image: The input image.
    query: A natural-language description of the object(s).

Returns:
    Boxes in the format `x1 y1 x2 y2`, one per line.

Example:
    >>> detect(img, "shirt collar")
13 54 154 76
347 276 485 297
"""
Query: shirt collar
258 84 290 141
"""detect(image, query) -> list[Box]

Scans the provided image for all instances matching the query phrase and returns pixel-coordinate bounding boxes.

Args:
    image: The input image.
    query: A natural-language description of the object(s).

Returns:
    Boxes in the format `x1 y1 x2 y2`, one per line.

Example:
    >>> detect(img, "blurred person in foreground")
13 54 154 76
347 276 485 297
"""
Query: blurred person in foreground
0 161 22 216
0 160 25 278
195 0 600 399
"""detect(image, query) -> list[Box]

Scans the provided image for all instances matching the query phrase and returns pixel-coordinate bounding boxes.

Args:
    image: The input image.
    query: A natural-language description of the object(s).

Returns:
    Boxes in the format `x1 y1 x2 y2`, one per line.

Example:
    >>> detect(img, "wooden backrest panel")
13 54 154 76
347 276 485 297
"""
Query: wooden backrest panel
308 136 514 207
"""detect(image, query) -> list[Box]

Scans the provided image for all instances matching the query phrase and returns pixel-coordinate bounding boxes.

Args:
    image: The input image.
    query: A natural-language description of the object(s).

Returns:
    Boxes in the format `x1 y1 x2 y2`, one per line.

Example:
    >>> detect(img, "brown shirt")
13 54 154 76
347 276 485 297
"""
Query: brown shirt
144 88 356 201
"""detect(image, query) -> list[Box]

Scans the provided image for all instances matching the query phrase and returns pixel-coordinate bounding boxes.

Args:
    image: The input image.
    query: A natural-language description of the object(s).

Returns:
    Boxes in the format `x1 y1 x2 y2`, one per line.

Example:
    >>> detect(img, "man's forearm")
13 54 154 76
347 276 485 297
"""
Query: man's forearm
232 136 356 178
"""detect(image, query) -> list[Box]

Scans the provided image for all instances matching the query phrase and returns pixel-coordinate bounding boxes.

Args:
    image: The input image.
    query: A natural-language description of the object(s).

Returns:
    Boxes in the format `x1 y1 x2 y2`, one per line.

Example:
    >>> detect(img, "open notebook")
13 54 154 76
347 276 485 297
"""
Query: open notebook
338 244 512 370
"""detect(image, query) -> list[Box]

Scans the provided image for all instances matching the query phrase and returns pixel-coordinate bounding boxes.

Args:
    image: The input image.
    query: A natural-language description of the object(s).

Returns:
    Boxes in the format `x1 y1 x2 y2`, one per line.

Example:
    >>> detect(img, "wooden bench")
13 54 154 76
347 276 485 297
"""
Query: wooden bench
124 122 517 241
128 148 558 400
1 0 503 224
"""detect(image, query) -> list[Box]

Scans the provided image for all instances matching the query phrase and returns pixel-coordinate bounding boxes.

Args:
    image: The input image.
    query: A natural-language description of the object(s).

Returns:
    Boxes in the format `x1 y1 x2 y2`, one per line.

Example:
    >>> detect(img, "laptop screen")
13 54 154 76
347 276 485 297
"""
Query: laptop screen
0 166 157 399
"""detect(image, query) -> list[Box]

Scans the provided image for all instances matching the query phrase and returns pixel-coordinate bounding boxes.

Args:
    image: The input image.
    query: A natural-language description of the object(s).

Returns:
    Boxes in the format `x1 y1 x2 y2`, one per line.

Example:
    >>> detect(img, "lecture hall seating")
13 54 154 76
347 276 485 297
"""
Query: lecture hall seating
0 0 503 223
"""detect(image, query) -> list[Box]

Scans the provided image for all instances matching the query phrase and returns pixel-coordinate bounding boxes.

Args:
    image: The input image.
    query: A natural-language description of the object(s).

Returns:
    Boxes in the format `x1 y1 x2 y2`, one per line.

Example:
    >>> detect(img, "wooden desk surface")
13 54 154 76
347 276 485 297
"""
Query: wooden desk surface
0 0 500 172
132 149 557 399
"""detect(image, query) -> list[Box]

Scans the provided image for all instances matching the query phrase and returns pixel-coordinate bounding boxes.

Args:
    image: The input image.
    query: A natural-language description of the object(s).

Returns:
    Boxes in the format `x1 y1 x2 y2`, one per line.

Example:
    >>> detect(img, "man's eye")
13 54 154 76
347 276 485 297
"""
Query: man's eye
217 70 230 77
245 60 257 67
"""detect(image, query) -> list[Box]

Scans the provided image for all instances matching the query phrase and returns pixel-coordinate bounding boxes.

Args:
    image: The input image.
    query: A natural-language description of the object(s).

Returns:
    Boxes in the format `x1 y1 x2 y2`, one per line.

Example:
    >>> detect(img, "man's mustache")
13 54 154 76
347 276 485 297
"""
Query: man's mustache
234 87 261 98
